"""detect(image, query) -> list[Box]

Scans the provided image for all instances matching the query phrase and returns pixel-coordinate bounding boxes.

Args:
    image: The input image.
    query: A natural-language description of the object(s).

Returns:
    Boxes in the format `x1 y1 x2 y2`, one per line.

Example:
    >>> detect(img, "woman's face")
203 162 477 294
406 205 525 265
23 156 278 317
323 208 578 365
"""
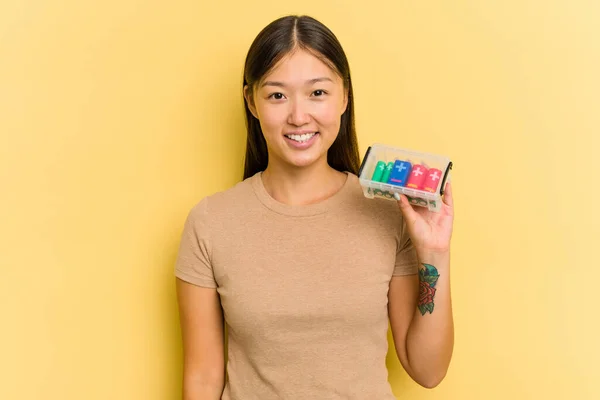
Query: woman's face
245 49 348 171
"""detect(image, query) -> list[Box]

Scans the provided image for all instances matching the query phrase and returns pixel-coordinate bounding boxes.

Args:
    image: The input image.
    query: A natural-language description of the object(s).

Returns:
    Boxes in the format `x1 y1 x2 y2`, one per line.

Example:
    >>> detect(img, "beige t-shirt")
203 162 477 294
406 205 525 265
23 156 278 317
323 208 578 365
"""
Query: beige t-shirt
175 171 419 399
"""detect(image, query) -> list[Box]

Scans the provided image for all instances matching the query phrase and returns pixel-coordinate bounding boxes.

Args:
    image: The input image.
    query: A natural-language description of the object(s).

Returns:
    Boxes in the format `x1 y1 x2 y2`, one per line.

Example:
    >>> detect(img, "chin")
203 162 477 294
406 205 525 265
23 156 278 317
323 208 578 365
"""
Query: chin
283 152 326 169
287 157 320 169
267 136 334 170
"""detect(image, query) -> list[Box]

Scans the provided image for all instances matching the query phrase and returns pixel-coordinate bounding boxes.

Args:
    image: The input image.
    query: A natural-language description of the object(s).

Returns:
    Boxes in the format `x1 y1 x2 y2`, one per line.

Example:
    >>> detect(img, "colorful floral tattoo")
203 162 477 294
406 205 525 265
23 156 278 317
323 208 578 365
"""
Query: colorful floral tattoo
418 263 440 315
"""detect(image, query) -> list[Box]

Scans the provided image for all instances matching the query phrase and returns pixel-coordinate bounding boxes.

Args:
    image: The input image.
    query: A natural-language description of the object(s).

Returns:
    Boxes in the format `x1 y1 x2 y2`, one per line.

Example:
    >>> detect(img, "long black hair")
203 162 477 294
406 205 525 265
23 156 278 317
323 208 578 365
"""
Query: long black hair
242 15 360 180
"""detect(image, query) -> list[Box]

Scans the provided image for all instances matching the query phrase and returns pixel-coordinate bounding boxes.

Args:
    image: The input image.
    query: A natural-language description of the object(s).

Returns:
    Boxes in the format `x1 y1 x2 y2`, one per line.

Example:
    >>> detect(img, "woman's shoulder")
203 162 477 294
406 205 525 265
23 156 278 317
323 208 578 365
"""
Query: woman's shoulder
184 173 258 223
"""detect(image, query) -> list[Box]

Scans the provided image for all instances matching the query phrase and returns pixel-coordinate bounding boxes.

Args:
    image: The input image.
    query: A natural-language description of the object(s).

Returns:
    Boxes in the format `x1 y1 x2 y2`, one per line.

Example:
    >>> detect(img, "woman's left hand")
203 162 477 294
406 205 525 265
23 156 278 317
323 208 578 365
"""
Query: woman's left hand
396 181 454 255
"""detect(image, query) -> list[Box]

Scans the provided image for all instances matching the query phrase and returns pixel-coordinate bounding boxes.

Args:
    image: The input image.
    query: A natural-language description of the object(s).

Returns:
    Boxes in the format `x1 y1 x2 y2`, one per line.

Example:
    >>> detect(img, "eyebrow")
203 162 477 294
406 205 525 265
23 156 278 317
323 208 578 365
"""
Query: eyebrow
260 77 333 88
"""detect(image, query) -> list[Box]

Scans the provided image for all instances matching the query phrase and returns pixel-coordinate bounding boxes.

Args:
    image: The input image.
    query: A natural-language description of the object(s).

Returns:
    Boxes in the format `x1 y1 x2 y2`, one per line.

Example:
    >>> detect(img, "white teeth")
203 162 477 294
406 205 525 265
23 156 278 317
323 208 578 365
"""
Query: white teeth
286 132 317 142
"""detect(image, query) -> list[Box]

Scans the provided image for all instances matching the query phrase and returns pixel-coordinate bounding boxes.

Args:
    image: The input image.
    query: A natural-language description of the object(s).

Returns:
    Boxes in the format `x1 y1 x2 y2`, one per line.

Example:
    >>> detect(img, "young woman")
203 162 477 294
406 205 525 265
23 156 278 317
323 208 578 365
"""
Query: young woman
175 15 454 400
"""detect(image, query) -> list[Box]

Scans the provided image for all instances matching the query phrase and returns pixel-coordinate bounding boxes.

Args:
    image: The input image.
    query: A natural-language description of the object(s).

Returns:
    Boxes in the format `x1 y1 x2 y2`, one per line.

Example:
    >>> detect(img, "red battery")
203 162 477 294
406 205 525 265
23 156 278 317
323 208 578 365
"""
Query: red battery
423 168 443 193
406 164 428 189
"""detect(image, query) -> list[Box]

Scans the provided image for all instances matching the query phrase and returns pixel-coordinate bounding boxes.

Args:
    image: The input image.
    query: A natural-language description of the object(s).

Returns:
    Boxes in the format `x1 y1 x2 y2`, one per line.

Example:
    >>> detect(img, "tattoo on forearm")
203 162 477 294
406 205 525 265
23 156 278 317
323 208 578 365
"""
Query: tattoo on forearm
418 263 440 315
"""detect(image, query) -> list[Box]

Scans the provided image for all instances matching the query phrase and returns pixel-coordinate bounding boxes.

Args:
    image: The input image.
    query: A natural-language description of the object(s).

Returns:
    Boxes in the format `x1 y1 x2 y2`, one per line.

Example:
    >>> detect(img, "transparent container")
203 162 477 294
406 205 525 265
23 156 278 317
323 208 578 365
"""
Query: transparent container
358 143 453 212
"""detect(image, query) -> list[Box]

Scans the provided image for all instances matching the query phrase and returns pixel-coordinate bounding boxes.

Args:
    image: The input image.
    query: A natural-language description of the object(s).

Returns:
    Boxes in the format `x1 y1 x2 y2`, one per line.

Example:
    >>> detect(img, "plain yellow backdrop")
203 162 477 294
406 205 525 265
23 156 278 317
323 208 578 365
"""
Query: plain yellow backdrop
1 0 598 399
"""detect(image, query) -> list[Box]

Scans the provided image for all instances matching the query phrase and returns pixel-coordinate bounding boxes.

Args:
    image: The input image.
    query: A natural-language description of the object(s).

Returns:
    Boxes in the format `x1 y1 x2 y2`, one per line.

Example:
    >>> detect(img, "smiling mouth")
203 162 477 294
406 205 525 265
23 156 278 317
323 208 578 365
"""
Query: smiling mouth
284 132 319 143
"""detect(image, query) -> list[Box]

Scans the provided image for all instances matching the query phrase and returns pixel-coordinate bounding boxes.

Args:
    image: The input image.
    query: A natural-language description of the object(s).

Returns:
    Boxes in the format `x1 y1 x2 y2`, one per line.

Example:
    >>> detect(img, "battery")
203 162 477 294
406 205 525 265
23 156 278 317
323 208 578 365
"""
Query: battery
388 160 412 186
381 162 394 183
406 164 428 189
371 161 386 182
423 168 443 193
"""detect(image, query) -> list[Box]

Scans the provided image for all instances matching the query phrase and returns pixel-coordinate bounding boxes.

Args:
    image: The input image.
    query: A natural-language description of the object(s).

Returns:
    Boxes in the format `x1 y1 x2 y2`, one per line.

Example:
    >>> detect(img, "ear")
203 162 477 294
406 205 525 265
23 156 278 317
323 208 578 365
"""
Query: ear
244 85 259 119
341 87 349 115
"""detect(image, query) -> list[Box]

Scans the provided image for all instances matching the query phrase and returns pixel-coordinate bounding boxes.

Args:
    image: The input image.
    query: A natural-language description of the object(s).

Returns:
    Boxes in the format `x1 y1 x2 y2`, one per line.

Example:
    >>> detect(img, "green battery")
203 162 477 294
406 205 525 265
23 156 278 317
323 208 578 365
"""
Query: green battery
371 161 386 182
381 161 393 183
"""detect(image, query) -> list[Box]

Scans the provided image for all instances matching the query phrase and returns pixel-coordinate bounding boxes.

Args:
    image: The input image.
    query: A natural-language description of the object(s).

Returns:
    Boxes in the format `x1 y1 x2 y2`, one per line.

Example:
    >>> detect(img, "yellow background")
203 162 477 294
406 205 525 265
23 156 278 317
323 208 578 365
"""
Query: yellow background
1 0 598 399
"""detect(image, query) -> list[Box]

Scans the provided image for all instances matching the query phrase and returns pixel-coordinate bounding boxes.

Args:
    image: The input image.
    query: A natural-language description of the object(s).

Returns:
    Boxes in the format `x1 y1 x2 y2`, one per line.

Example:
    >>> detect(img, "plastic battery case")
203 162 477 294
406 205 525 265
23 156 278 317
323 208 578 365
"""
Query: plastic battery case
358 144 453 212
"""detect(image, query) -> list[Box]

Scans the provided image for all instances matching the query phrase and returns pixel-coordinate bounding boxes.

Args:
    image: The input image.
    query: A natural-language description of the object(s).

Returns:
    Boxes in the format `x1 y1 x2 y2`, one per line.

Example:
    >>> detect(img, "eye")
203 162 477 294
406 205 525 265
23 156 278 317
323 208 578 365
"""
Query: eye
312 89 326 97
268 92 285 100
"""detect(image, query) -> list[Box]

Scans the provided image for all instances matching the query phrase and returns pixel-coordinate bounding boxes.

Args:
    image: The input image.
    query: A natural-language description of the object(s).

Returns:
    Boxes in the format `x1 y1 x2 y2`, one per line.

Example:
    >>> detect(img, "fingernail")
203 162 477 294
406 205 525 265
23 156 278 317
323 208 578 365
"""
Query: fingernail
393 192 401 201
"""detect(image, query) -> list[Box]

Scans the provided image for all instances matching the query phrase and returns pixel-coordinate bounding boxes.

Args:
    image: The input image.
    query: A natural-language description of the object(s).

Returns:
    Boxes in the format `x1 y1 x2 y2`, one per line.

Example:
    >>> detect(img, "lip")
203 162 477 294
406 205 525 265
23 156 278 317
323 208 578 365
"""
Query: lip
285 130 317 135
284 132 319 150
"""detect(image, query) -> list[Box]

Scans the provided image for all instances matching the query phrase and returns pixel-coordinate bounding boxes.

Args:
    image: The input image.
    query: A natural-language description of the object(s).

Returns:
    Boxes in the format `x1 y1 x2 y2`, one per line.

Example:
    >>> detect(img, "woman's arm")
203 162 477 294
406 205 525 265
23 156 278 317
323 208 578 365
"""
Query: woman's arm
176 278 225 399
390 182 455 388
388 251 454 388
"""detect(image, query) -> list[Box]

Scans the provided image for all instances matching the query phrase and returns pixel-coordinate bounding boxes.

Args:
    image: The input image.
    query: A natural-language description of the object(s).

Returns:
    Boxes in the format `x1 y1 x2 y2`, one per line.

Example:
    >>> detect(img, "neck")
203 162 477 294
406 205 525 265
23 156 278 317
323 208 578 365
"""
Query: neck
261 158 347 206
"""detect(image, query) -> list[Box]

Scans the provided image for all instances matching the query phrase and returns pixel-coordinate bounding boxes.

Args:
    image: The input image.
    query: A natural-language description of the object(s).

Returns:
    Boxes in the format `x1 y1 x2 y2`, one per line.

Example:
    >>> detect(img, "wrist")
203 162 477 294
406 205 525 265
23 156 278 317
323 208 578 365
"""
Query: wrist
415 248 450 266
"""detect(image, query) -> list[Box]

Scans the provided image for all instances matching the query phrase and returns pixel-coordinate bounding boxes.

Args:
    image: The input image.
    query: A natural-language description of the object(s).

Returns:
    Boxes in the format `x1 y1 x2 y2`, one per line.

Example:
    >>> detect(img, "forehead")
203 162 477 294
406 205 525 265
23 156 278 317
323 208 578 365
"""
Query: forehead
261 49 339 84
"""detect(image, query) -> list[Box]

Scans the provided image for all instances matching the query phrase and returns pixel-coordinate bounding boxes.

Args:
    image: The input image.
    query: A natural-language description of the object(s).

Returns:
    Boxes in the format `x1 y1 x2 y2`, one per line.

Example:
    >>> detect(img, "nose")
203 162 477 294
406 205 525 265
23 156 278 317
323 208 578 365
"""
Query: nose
287 99 311 126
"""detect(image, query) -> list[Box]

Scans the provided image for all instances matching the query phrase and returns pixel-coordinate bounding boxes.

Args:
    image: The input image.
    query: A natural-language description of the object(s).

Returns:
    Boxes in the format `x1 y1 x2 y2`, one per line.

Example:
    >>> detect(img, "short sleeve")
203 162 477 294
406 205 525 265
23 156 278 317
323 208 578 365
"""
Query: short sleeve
393 218 419 276
174 198 217 288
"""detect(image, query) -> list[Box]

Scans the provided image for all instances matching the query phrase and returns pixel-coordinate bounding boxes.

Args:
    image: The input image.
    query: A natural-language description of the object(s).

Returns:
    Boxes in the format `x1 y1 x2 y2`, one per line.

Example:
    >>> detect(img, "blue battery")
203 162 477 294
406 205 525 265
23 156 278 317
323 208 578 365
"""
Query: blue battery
388 160 412 186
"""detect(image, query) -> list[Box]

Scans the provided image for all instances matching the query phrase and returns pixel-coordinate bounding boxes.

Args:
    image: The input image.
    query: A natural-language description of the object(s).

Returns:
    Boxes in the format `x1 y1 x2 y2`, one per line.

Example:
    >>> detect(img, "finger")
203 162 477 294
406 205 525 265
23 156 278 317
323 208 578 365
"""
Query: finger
394 193 419 226
442 181 454 208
